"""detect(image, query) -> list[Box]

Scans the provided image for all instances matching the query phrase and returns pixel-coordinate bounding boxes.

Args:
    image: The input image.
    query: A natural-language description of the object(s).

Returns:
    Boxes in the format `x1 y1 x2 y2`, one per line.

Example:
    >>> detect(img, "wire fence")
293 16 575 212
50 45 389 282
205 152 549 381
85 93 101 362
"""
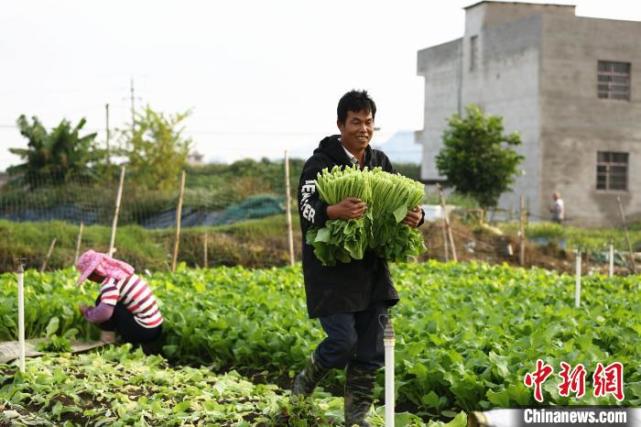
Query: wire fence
1 162 639 275
0 166 290 228
0 157 425 228
0 161 303 273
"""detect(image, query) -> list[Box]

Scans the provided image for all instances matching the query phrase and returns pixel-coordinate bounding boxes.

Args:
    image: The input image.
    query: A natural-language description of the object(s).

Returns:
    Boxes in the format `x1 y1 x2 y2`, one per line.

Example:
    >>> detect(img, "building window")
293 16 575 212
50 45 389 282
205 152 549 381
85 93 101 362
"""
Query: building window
598 61 630 100
596 151 628 191
470 35 478 71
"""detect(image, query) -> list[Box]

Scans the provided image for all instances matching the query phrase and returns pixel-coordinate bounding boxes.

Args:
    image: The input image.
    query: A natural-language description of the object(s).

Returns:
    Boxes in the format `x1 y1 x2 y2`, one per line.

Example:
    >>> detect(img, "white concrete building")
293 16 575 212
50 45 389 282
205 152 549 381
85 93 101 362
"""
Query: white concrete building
416 1 641 226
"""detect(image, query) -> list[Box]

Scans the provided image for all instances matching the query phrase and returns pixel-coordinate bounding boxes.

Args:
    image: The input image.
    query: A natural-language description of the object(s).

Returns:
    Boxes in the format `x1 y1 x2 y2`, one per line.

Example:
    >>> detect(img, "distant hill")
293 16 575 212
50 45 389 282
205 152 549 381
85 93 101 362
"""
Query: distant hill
372 131 421 164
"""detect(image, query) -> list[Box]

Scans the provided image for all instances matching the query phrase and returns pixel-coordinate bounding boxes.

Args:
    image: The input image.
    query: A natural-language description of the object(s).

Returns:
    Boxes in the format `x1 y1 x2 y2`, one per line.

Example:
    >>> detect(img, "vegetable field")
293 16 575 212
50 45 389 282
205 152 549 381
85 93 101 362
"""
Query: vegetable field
1 346 343 426
2 261 641 425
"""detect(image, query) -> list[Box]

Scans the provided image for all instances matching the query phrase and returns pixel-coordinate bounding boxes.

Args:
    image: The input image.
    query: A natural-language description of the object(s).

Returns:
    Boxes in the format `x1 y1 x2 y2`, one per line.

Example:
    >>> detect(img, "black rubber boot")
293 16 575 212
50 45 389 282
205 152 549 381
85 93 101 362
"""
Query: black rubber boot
344 365 377 427
292 353 330 397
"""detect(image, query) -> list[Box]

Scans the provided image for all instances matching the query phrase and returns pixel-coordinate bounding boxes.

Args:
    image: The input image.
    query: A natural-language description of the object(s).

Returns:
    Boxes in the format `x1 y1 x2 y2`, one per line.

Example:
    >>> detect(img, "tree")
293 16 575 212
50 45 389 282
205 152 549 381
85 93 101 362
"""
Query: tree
436 104 523 209
8 115 103 187
119 106 192 191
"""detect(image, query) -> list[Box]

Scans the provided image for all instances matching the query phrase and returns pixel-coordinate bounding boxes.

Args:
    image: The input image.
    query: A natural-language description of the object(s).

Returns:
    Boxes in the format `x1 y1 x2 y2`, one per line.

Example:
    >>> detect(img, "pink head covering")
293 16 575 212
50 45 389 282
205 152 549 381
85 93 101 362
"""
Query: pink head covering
75 249 135 285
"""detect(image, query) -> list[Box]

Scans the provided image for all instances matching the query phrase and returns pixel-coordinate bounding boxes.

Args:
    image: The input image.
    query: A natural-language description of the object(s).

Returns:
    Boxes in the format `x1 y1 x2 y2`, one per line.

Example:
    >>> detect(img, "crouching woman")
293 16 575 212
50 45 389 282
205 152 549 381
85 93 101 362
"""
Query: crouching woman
75 249 163 353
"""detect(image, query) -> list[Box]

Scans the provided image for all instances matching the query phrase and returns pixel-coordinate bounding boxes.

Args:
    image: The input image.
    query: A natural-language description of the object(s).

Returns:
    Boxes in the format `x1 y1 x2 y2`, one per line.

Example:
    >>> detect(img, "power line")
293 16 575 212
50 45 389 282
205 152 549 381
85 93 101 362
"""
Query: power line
130 78 136 135
0 121 422 153
0 124 332 136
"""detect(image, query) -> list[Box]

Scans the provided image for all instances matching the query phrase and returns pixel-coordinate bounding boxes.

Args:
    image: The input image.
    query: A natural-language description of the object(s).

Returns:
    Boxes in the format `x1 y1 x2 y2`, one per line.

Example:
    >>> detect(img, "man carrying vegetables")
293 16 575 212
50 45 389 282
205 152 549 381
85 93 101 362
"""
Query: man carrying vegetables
293 89 424 426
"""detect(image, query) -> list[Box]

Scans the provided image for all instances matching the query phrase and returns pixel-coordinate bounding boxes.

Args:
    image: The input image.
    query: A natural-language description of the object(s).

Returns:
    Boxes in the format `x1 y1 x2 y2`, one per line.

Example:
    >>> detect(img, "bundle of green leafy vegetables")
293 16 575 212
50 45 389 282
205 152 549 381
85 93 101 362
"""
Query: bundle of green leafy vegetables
368 169 426 261
306 166 371 265
306 165 426 265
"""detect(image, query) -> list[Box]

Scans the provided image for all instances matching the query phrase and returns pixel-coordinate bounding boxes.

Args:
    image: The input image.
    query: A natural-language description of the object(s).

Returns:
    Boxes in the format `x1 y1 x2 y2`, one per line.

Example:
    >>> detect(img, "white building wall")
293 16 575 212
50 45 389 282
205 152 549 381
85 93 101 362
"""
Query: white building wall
539 14 641 225
416 39 462 181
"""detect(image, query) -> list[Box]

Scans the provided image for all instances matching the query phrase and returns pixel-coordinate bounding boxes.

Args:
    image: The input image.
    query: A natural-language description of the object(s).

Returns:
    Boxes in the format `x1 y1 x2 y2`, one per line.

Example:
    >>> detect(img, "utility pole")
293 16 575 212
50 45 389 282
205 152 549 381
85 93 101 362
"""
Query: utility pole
105 103 111 167
130 78 136 136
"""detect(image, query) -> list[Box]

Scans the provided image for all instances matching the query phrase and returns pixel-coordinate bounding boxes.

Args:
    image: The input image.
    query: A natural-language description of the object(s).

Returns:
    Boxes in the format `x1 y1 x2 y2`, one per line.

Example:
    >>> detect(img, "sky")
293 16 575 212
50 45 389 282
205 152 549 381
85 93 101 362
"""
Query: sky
1 0 640 171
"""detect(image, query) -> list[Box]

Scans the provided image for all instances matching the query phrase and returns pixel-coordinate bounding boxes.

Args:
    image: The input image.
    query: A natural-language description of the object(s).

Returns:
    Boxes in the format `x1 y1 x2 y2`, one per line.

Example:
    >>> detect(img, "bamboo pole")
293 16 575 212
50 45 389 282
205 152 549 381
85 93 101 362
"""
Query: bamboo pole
616 196 636 273
17 263 25 373
40 238 57 272
519 195 526 266
203 233 208 268
446 216 457 262
438 186 449 261
74 222 84 264
284 150 295 266
109 166 126 257
442 223 450 261
438 185 457 262
172 171 187 272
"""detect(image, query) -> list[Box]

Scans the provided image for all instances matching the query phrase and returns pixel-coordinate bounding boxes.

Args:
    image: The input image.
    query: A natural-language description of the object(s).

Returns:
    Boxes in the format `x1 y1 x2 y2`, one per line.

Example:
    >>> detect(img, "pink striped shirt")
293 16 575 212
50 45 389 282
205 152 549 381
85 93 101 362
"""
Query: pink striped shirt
100 275 163 328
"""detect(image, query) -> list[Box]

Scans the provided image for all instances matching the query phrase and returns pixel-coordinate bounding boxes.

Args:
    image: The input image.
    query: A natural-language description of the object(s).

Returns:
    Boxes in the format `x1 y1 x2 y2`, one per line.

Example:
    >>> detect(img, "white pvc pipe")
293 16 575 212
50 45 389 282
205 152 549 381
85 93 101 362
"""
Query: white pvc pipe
575 250 582 308
609 244 614 278
384 321 395 427
17 264 25 372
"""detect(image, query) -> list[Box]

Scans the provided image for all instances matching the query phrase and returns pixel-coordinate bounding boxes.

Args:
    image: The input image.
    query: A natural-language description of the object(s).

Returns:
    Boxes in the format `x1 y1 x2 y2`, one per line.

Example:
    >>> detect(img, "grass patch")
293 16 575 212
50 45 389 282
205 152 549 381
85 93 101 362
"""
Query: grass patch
0 215 301 273
500 221 641 251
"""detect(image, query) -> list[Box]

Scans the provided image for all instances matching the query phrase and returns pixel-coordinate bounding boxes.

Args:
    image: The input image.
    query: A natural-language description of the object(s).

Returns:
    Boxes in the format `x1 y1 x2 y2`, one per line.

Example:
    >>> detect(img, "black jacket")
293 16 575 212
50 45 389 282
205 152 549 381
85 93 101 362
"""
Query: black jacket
297 135 401 318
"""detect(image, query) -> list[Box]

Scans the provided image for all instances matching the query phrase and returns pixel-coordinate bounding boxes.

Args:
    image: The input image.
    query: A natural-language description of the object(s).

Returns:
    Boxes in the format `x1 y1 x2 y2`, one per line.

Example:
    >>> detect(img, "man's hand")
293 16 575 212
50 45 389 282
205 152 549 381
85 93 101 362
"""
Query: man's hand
327 197 367 220
403 206 422 227
79 304 89 315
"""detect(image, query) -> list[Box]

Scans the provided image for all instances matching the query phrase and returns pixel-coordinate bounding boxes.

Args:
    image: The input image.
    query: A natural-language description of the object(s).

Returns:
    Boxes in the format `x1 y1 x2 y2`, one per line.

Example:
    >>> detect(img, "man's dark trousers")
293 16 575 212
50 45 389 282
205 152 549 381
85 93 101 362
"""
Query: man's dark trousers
314 303 388 371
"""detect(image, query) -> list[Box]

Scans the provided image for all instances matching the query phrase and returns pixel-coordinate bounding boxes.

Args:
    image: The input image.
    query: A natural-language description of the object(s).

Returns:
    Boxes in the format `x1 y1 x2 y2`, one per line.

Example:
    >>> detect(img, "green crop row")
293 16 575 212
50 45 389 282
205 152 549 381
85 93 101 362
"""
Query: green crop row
0 346 456 426
2 262 641 417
